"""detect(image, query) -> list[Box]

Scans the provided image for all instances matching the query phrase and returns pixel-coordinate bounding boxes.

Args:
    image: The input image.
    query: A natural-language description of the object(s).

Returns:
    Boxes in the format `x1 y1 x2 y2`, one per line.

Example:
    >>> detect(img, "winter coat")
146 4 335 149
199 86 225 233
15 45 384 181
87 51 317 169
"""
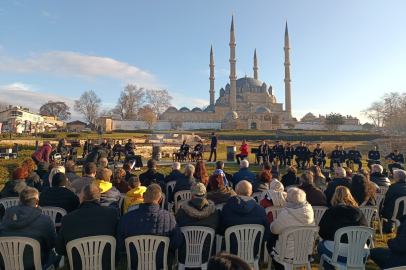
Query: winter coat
252 179 270 193
206 187 237 205
26 171 42 191
92 180 121 210
382 181 406 220
117 203 182 270
298 183 327 206
0 179 27 199
324 177 352 206
123 186 147 214
65 171 80 182
139 169 165 184
142 178 166 195
113 180 130 194
175 198 220 264
164 170 185 184
232 168 256 185
370 172 390 187
41 173 51 189
318 205 368 243
260 190 287 224
210 136 218 148
270 202 315 259
31 144 52 163
239 144 249 156
71 175 95 195
39 187 80 222
170 176 200 203
0 205 56 269
221 196 270 256
281 172 299 188
84 147 107 166
125 171 137 182
56 201 119 270
384 215 406 269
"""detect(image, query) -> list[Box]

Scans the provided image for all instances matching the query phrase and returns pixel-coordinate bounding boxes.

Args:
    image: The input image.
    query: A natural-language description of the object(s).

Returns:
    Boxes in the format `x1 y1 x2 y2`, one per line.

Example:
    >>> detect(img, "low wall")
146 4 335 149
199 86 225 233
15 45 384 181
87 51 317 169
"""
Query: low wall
374 138 406 157
282 124 362 131
112 120 221 131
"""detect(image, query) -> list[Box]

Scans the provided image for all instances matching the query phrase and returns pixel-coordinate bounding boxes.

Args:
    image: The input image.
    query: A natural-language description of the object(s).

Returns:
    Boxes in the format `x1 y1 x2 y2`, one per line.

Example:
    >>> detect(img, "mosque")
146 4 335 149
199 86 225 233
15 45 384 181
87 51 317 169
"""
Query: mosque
159 15 293 130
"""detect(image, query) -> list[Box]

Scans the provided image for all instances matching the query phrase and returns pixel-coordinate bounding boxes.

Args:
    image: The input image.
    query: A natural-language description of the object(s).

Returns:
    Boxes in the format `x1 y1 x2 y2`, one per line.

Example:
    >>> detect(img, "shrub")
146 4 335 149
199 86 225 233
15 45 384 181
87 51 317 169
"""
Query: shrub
67 133 80 138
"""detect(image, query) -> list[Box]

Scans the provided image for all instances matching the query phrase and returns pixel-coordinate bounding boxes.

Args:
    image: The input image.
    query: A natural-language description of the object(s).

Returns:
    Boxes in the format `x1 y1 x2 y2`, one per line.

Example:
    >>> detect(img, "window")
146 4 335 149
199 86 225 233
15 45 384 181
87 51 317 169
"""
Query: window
251 122 257 129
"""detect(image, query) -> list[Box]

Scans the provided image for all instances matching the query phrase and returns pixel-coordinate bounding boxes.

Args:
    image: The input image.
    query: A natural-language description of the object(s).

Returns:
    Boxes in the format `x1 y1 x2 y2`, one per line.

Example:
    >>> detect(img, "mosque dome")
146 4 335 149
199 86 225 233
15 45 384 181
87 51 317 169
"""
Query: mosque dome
179 107 190 112
305 112 315 117
236 77 262 88
256 107 271 114
191 107 202 112
225 110 238 119
166 106 178 112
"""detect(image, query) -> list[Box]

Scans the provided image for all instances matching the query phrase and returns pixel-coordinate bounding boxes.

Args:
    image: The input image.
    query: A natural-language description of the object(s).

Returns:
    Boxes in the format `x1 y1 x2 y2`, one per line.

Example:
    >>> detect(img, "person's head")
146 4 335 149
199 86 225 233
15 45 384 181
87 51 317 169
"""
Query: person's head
303 142 307 147
128 139 132 143
95 168 113 182
47 162 61 173
52 172 68 187
113 168 126 184
65 160 76 173
335 145 339 150
147 159 157 170
287 142 291 147
103 138 107 143
62 139 67 146
172 162 181 171
211 132 215 137
394 149 400 155
184 164 195 177
259 170 273 183
242 139 246 145
309 165 322 177
276 140 280 146
331 186 358 207
262 161 272 171
316 143 321 149
334 167 346 178
286 166 297 175
269 180 284 192
115 141 120 145
194 161 208 184
299 142 303 146
216 161 224 170
191 183 206 198
182 140 186 145
88 139 92 143
83 162 97 177
19 187 39 207
99 158 108 168
37 161 49 172
143 184 162 204
352 146 357 151
21 159 35 172
236 180 252 197
350 174 376 203
339 145 344 150
207 253 253 270
80 184 101 203
123 162 131 172
394 170 406 183
128 176 141 189
49 166 65 185
209 174 224 190
11 167 29 180
240 160 249 169
371 164 383 174
357 169 370 181
299 172 313 186
261 140 265 145
344 167 353 177
372 146 377 151
286 188 306 204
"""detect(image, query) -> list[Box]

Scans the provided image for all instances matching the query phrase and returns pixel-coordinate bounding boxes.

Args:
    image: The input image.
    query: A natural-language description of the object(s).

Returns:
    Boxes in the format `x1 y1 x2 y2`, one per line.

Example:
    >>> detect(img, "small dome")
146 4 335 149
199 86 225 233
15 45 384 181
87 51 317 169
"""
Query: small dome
256 107 271 114
203 105 215 112
348 116 353 119
305 112 315 117
179 107 190 112
166 106 178 112
191 107 202 112
225 110 238 119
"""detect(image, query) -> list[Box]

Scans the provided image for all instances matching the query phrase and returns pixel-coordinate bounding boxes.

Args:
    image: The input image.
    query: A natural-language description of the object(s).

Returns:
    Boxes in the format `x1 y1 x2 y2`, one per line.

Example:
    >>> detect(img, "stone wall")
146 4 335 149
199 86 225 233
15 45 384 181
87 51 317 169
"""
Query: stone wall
374 138 406 156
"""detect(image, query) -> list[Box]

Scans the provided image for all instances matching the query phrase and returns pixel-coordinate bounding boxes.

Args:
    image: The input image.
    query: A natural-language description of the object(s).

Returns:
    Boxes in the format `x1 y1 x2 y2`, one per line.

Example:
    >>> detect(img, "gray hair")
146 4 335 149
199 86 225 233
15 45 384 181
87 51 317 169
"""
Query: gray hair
372 164 383 173
19 187 39 207
81 184 101 201
394 170 406 182
172 162 181 170
335 167 346 177
184 164 195 176
287 188 307 204
236 180 252 196
99 158 108 168
240 160 249 168
299 172 313 185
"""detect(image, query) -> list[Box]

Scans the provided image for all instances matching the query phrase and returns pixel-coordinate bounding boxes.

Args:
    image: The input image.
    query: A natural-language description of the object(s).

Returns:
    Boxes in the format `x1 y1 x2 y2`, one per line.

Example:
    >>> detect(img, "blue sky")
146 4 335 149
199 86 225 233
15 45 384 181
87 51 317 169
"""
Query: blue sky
1 1 405 122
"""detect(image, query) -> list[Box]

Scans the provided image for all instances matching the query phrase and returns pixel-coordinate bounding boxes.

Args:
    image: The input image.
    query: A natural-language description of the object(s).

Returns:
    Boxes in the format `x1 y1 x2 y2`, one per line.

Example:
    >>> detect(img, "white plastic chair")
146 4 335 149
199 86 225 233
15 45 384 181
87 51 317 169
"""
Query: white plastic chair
166 181 176 211
161 193 166 209
268 226 319 270
125 235 169 270
319 185 327 193
376 194 385 239
359 206 378 247
394 219 401 228
378 186 389 195
41 206 67 227
215 203 225 211
263 206 283 263
385 266 406 270
66 235 116 270
119 193 126 215
215 203 226 254
312 206 328 242
127 204 140 212
0 197 19 210
178 226 215 270
174 191 191 214
0 237 42 270
391 196 406 230
225 224 264 270
250 192 262 203
318 226 374 270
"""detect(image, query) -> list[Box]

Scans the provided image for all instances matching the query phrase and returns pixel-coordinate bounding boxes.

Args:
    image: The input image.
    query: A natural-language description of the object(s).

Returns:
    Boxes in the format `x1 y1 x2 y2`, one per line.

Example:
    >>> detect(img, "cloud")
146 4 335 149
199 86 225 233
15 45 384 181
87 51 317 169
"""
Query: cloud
0 51 161 88
0 45 3 50
0 82 37 92
41 11 58 19
170 93 210 109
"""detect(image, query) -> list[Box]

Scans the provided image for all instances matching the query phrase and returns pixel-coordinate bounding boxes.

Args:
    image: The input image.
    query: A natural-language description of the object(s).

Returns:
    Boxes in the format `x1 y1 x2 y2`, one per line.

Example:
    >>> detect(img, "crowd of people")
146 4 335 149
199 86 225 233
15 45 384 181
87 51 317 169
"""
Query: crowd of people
1 143 406 270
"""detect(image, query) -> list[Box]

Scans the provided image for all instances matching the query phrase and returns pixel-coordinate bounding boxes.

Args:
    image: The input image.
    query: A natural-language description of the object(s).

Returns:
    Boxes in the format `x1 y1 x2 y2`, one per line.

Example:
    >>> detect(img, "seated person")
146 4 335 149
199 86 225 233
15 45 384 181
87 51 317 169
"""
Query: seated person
267 188 315 270
386 149 405 175
207 253 253 270
280 166 299 188
35 161 49 180
284 143 294 167
116 184 182 269
96 157 109 171
21 159 41 191
232 160 256 186
0 187 60 269
272 141 285 167
164 162 184 184
139 159 165 184
190 140 203 161
124 139 135 156
236 140 249 164
324 167 351 206
193 161 209 187
345 146 363 170
309 165 327 187
350 174 376 206
370 164 390 187
82 139 94 157
170 164 200 203
317 186 368 270
213 161 230 187
295 142 310 168
176 140 189 161
298 172 327 206
252 170 273 193
329 145 343 171
0 167 28 199
367 146 381 169
256 140 269 164
339 145 347 164
175 183 220 266
71 162 97 195
123 176 147 214
100 138 112 157
206 174 237 205
92 168 121 209
312 143 327 168
112 141 123 161
260 180 286 223
55 184 119 270
112 168 131 193
40 162 60 190
57 139 71 163
64 160 80 182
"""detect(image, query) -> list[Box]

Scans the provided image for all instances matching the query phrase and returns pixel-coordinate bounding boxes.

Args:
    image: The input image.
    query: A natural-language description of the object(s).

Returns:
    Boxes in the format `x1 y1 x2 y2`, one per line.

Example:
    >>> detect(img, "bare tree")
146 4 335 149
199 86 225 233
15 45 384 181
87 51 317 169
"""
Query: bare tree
145 90 173 120
39 101 71 120
362 101 386 132
74 90 102 125
0 101 8 111
138 105 157 129
112 85 144 120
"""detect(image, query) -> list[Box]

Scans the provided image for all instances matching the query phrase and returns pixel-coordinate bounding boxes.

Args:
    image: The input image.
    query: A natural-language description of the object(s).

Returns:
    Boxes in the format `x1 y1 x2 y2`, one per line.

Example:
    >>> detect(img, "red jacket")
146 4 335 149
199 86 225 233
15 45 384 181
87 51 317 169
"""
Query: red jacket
260 199 275 224
31 144 52 163
239 144 249 156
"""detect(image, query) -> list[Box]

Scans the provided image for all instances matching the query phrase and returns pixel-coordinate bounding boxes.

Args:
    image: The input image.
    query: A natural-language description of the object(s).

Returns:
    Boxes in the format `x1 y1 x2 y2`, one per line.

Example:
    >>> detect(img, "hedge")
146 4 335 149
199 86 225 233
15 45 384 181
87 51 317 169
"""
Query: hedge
213 134 388 142
67 133 81 138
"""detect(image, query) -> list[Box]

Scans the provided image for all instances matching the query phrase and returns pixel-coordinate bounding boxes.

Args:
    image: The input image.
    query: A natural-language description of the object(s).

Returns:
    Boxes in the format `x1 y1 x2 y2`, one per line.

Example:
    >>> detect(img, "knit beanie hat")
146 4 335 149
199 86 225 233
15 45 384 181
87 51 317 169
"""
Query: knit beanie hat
49 166 65 187
52 172 68 187
269 180 284 192
191 183 206 197
96 168 112 182
37 161 49 171
209 173 224 189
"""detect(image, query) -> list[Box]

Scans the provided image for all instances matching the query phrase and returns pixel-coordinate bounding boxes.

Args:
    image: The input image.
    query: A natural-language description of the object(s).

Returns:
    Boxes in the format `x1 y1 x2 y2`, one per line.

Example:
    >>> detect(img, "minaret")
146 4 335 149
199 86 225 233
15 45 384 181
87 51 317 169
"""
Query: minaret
229 13 237 111
253 47 258 80
284 20 292 120
209 43 215 105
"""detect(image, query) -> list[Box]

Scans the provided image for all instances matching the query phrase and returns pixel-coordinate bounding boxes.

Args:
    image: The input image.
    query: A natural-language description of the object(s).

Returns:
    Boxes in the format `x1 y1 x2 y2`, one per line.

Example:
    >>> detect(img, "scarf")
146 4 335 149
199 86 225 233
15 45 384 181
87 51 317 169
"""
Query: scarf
286 202 306 210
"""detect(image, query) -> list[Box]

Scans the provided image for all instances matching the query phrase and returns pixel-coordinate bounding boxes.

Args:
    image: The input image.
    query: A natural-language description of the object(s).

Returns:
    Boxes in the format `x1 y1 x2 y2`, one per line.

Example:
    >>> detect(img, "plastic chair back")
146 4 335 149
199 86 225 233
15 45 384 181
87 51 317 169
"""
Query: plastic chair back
160 193 166 209
166 181 176 202
250 192 262 203
127 204 140 212
125 235 169 270
391 196 406 220
376 194 385 212
265 206 283 221
174 191 191 214
41 206 67 226
66 235 116 270
319 185 327 193
0 197 19 210
378 186 389 195
359 206 378 228
225 224 264 266
0 237 42 270
179 226 215 268
312 206 328 225
119 194 126 215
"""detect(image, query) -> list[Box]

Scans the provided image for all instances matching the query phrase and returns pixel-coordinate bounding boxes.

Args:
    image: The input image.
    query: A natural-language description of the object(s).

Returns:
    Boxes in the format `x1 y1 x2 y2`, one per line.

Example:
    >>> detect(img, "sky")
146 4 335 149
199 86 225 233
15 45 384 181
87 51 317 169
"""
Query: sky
1 1 406 123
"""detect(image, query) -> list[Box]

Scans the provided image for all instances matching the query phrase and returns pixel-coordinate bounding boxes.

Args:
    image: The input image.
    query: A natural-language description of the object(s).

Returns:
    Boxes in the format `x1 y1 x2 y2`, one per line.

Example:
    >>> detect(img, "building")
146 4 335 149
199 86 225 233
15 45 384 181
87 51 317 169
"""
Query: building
66 120 87 132
39 114 67 131
159 15 293 130
0 105 45 134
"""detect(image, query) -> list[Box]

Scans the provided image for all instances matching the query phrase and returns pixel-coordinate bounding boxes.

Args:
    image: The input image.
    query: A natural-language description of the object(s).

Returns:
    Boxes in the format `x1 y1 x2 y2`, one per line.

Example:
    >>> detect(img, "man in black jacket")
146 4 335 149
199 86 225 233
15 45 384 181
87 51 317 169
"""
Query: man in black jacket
256 140 269 164
207 133 218 162
139 159 165 184
329 145 342 171
298 172 327 206
83 139 94 157
56 184 119 270
345 146 363 170
124 139 135 156
370 164 390 187
84 146 107 167
385 149 405 175
57 139 70 163
100 138 112 157
312 144 327 168
367 146 381 169
164 162 185 184
170 164 201 203
324 167 351 206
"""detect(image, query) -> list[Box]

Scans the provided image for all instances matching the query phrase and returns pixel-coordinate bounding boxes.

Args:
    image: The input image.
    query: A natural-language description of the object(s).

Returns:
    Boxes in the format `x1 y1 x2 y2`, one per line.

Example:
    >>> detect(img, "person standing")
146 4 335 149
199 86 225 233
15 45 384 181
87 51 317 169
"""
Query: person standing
125 139 135 156
100 138 112 158
207 132 218 162
236 140 248 164
31 143 55 164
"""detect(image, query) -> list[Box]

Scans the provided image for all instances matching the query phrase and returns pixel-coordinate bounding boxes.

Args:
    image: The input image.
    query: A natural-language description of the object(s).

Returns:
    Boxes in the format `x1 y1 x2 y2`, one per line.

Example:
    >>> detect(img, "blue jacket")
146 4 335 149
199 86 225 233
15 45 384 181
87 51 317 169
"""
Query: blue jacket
221 196 270 256
164 170 185 184
232 168 256 185
117 204 182 270
100 187 121 210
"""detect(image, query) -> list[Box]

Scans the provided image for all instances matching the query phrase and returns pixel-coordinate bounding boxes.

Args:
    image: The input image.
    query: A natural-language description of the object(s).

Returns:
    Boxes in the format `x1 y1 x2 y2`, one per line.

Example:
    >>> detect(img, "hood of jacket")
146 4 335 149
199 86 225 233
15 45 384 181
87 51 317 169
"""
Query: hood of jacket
92 180 112 193
126 186 147 198
265 190 286 207
226 195 257 214
5 179 27 194
285 202 314 224
144 169 159 180
329 205 364 223
1 205 42 230
181 197 215 219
